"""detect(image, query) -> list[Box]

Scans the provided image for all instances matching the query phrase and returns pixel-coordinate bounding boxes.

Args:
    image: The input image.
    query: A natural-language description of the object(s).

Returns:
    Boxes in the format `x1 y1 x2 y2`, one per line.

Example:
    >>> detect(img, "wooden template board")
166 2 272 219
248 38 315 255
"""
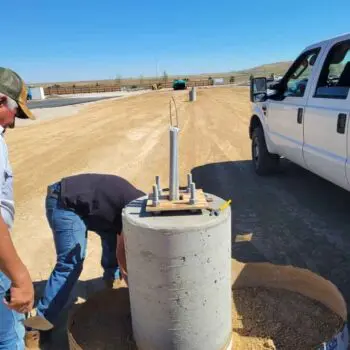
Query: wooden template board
145 188 210 213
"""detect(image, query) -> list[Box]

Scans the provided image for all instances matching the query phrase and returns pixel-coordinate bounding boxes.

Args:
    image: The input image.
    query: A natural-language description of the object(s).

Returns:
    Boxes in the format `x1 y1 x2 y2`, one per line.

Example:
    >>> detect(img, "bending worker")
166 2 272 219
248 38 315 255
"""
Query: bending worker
35 173 144 326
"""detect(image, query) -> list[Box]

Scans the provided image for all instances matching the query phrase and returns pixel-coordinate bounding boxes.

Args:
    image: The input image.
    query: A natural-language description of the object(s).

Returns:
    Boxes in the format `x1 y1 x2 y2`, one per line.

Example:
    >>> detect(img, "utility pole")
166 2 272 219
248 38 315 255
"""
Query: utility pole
155 58 159 80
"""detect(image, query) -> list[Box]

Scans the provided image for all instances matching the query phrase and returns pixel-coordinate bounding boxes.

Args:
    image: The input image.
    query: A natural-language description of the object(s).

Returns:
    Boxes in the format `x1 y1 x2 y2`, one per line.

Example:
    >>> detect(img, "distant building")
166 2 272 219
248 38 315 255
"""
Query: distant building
29 87 45 100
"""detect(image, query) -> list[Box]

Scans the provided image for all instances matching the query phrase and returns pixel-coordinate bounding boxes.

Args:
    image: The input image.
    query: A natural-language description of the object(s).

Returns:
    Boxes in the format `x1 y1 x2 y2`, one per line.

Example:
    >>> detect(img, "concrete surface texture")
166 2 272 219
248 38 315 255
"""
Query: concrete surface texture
17 90 150 127
5 86 350 349
122 194 232 350
27 90 150 110
27 96 118 109
60 90 150 98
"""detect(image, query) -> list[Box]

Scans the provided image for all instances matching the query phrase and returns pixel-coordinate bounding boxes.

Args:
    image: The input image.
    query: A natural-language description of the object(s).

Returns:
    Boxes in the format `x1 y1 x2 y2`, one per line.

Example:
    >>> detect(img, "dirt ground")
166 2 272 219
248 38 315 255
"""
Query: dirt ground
7 87 350 349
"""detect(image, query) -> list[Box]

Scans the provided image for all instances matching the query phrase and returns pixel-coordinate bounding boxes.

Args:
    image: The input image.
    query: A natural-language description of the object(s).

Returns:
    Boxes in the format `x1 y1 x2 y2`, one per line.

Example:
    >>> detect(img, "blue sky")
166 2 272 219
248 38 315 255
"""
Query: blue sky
3 0 350 83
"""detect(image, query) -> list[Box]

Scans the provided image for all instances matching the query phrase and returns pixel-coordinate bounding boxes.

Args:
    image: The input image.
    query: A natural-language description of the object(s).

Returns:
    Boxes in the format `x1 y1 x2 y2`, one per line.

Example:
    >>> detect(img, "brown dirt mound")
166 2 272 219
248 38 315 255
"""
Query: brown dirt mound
69 286 343 350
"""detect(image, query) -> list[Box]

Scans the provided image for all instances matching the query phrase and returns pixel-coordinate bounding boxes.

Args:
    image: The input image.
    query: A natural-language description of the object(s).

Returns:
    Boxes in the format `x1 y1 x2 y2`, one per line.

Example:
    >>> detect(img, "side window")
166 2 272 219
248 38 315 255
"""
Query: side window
284 49 320 97
315 40 350 99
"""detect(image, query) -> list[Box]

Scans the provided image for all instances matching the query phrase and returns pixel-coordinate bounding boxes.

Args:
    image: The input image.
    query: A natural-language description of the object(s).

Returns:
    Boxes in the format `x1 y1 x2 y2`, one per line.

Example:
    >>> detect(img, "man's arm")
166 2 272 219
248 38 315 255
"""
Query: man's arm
0 215 34 313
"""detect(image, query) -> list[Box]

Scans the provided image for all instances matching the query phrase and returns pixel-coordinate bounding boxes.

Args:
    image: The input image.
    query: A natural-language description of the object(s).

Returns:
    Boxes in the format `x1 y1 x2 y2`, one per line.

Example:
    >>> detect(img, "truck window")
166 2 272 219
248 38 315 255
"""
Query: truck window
283 49 320 98
315 40 350 99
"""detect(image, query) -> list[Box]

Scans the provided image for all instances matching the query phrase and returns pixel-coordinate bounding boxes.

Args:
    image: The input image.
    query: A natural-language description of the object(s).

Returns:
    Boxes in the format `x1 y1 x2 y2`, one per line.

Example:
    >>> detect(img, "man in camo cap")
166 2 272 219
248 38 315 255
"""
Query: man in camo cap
0 67 36 349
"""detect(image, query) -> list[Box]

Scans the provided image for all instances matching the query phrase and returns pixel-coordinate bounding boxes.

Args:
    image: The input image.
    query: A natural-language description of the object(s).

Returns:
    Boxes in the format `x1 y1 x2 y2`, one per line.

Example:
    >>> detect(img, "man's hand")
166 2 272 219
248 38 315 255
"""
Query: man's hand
0 214 34 313
4 272 34 313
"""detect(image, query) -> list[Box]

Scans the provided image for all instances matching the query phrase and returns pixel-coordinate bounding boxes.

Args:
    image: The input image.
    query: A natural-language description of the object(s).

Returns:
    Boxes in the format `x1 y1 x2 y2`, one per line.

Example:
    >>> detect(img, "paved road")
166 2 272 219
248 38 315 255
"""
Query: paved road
28 96 118 109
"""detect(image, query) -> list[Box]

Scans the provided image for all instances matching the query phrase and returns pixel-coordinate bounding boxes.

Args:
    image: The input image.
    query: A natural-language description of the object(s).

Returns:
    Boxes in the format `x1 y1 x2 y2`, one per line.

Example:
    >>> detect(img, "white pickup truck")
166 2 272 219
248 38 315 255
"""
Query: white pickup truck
249 33 350 191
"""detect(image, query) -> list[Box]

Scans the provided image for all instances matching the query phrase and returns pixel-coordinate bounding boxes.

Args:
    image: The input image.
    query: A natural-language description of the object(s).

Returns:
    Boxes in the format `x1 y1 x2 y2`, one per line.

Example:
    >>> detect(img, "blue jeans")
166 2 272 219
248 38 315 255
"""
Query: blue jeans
0 272 25 349
36 182 120 324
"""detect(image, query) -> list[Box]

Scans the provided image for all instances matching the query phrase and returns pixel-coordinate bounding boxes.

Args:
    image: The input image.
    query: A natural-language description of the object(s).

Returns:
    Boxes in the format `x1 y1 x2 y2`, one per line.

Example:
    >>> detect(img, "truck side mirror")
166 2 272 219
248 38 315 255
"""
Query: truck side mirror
250 77 267 102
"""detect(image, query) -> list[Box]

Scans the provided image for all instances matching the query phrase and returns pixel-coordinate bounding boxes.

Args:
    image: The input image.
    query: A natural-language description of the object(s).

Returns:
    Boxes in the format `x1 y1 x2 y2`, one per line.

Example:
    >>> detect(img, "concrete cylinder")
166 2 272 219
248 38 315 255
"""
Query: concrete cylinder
189 87 197 101
122 194 232 350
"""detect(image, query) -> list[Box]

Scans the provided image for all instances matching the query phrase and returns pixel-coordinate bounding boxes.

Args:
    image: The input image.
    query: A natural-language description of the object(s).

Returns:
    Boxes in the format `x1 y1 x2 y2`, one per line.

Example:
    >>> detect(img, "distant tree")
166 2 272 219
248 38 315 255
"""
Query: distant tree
249 74 254 81
208 76 213 85
229 76 235 84
270 73 275 80
96 82 99 87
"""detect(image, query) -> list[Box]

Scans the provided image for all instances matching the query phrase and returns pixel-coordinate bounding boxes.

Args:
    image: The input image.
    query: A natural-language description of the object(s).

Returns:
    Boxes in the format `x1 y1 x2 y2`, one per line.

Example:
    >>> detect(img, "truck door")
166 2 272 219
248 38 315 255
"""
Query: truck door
303 38 350 191
267 47 322 168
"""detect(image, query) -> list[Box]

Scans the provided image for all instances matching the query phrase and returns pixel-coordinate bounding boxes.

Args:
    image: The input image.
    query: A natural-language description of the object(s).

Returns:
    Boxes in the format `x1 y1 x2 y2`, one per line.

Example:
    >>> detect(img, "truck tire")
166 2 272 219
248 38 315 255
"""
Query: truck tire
252 127 279 175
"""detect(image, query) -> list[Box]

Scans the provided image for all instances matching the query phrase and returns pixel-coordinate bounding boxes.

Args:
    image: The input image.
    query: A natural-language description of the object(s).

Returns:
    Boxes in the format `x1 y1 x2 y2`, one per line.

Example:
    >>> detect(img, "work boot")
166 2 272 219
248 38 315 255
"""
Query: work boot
24 308 53 348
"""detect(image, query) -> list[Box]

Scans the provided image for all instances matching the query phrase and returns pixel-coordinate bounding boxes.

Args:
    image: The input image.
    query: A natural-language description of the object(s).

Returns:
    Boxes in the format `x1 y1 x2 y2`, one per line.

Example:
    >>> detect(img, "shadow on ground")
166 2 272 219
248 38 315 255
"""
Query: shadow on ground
192 159 350 347
33 277 108 350
39 159 350 348
192 159 350 310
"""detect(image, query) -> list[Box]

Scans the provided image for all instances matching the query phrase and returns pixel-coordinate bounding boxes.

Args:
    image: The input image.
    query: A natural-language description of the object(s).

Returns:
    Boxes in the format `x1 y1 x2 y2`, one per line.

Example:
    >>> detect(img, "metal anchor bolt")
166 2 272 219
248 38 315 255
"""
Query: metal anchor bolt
152 184 160 207
155 175 162 196
187 173 192 193
189 182 196 205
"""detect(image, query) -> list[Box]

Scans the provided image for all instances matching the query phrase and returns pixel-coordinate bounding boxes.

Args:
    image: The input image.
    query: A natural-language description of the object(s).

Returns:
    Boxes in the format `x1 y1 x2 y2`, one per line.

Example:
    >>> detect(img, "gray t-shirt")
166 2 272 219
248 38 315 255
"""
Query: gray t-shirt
0 127 14 229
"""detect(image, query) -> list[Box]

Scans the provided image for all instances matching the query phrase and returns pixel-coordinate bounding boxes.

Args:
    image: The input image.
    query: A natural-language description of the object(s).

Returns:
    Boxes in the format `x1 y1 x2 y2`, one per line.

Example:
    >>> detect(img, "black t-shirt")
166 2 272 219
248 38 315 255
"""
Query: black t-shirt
60 174 145 234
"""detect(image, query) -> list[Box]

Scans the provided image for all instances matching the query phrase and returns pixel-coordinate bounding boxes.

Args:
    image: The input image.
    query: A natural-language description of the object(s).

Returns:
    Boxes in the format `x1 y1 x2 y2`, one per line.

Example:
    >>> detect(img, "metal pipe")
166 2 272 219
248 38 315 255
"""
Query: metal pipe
187 173 192 193
190 182 196 204
155 175 162 196
169 126 179 201
152 184 159 207
175 133 179 198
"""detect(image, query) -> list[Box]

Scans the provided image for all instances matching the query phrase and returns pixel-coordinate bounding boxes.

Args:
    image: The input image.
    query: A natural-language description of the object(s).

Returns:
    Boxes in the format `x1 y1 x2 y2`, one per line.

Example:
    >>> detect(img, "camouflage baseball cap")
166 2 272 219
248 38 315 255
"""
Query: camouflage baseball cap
0 67 35 120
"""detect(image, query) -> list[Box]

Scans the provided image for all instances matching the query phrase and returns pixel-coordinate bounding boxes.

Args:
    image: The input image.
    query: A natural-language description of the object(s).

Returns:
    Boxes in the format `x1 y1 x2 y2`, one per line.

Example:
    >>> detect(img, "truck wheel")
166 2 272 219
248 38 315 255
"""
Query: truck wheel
252 127 279 175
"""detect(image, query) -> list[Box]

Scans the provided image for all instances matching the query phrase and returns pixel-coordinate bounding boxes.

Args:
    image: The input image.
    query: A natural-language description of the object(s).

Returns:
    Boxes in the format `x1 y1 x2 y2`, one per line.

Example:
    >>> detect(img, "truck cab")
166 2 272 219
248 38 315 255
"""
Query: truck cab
249 33 350 192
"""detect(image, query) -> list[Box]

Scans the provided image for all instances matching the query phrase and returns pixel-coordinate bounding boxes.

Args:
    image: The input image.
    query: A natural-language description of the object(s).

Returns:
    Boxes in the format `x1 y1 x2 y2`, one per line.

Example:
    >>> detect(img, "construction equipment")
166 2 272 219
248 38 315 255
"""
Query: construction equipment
172 79 187 90
152 83 163 90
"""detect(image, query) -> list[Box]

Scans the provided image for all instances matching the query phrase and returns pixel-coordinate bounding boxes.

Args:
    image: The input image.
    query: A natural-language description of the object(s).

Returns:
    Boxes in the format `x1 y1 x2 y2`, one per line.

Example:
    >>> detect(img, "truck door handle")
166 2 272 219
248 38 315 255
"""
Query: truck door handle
297 108 303 124
337 113 347 134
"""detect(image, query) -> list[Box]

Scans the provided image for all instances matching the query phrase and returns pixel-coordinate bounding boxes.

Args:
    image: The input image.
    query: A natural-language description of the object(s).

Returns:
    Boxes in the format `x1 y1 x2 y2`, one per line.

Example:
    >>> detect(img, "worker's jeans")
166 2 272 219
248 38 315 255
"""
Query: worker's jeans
0 272 25 349
36 182 120 324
